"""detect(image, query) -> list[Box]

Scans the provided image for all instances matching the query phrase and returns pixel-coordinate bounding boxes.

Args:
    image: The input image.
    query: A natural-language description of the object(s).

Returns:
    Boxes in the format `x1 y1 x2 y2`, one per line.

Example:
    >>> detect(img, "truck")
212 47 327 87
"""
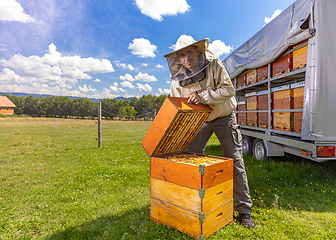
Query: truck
222 0 336 162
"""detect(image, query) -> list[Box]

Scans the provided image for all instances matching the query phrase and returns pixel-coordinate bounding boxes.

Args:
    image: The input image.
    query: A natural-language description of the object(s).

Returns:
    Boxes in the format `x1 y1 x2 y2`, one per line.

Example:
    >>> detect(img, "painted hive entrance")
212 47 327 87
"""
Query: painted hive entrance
142 97 233 239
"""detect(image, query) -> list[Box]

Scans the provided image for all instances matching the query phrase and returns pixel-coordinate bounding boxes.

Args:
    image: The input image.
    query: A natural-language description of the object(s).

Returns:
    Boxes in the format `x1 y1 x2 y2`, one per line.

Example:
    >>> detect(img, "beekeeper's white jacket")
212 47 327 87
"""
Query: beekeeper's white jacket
170 50 237 122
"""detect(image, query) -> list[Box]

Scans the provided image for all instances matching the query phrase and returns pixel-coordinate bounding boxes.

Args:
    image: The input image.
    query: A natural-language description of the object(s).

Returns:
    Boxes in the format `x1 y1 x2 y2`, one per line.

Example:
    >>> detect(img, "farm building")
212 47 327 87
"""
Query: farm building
0 96 16 115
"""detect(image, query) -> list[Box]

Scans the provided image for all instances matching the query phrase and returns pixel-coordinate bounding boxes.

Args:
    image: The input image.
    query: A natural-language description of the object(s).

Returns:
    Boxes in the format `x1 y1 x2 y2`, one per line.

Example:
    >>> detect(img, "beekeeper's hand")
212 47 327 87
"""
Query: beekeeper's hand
187 92 201 104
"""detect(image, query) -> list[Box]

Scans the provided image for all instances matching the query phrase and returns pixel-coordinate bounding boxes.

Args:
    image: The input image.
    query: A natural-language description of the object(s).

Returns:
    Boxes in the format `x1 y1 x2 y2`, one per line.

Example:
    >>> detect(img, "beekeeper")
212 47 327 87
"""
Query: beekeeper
164 35 255 229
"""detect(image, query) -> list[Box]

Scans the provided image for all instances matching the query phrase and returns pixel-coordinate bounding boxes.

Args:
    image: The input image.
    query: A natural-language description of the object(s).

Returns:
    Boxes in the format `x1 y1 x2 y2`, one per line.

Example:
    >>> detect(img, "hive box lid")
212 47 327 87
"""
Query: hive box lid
141 97 212 156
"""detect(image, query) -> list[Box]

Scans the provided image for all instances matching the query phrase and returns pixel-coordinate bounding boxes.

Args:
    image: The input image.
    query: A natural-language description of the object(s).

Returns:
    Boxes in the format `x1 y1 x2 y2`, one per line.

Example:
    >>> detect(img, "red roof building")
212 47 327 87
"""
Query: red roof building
0 96 16 115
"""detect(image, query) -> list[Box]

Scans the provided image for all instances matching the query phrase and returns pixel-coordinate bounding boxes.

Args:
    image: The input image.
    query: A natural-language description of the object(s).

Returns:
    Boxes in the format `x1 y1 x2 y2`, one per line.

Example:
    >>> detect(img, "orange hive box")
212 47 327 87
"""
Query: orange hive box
246 69 258 86
246 92 258 127
291 82 305 133
293 40 308 70
141 97 233 240
272 52 293 77
273 112 293 132
257 65 268 81
236 73 246 88
257 90 269 128
237 101 246 125
272 85 294 110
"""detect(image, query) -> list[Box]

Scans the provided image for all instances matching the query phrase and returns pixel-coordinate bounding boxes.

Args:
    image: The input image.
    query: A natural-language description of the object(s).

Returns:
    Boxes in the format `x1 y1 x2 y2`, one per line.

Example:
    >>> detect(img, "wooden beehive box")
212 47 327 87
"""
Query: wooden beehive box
257 90 269 128
272 85 294 110
293 40 308 70
293 112 302 133
272 52 293 77
257 90 269 110
141 97 233 239
246 69 258 85
257 65 268 81
273 112 293 132
236 73 246 88
246 92 257 110
291 82 305 109
237 101 246 125
247 112 258 127
291 82 305 133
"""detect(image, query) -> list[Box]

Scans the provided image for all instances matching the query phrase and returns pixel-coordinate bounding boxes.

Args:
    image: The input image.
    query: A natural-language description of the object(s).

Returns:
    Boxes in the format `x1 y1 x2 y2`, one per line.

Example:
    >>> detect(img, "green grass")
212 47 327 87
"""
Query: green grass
0 117 335 239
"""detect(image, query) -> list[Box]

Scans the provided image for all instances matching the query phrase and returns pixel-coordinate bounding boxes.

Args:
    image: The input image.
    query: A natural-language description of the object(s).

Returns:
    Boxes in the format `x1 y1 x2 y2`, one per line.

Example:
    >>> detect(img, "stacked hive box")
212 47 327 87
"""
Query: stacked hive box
257 90 269 128
246 69 258 86
293 40 308 70
257 65 268 81
272 52 293 77
246 92 257 127
292 82 305 133
142 97 233 240
236 73 246 88
272 85 294 131
237 101 247 125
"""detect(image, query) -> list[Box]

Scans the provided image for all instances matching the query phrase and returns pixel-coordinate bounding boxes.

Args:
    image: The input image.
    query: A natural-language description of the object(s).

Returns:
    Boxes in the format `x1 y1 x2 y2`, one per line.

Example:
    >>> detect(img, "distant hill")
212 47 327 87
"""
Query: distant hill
0 92 132 102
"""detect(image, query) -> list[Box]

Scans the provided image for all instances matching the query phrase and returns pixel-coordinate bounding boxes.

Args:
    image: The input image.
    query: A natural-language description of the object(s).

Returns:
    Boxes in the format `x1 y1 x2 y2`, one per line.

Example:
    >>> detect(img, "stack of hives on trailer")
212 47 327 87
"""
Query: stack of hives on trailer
272 85 294 131
236 101 247 125
291 82 305 133
246 92 257 127
141 97 233 240
257 90 269 128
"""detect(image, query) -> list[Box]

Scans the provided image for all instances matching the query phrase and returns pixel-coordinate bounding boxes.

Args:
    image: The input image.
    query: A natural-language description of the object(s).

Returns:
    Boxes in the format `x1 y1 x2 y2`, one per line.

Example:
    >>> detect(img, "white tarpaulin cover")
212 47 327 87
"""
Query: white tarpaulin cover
223 0 336 141
223 0 313 79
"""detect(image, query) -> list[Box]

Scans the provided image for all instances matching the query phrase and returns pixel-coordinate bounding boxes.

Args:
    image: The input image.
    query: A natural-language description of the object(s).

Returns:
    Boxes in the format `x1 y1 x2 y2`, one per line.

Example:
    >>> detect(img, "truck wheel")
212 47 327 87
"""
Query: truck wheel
253 139 267 160
242 136 253 155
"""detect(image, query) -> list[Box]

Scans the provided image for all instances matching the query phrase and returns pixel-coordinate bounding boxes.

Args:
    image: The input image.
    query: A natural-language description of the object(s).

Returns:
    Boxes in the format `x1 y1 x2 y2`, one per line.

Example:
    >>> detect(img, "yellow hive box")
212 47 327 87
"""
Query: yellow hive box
293 40 308 70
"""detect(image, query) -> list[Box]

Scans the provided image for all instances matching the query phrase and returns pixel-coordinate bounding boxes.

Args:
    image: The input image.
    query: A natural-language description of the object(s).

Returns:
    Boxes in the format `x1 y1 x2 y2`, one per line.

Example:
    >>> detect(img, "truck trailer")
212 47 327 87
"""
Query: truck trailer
223 0 336 162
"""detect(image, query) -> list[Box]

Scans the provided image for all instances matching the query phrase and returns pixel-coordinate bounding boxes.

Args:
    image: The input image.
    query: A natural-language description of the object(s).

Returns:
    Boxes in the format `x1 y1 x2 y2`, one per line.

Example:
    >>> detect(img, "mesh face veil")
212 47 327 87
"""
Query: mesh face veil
164 36 211 87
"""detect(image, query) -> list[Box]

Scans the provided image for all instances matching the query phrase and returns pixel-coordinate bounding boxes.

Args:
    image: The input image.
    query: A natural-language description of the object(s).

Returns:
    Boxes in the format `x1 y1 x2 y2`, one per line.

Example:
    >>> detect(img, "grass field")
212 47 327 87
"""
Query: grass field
0 116 335 239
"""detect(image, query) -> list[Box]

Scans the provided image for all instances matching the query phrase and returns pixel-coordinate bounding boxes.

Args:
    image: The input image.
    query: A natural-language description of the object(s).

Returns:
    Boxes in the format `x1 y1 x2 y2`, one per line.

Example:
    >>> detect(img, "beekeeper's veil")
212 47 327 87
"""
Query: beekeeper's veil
164 35 211 87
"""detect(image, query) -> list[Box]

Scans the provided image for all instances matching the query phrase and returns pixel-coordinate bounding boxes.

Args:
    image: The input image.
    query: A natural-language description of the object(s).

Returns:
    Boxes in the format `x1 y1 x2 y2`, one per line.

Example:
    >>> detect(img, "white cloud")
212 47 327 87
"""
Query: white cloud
128 38 156 58
156 64 164 69
119 74 135 82
44 43 115 73
114 60 136 71
109 85 120 93
141 63 148 67
112 82 118 86
136 83 152 92
93 78 101 83
156 88 170 96
120 81 135 89
0 43 114 90
208 40 233 58
79 84 97 93
134 0 190 21
265 9 282 24
0 0 36 23
166 80 171 84
119 72 157 82
135 72 157 82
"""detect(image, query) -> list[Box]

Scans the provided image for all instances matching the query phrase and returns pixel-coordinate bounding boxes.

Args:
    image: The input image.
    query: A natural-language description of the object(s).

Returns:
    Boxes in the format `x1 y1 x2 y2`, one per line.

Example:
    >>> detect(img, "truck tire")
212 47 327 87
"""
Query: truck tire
253 139 267 160
242 135 253 155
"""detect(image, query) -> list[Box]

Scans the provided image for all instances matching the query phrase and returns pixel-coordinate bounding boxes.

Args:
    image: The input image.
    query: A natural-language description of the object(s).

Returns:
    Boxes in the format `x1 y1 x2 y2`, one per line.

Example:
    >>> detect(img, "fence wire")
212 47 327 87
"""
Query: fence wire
102 109 154 118
99 108 153 143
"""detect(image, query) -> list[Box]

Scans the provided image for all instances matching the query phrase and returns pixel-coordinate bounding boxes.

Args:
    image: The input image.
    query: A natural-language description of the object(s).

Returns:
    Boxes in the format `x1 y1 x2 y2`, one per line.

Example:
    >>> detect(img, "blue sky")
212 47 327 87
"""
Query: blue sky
0 0 295 99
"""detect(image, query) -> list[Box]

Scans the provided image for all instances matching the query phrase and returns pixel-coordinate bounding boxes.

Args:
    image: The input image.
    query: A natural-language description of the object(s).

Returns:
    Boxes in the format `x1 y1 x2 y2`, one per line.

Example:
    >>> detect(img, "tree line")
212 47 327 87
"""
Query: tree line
4 94 167 120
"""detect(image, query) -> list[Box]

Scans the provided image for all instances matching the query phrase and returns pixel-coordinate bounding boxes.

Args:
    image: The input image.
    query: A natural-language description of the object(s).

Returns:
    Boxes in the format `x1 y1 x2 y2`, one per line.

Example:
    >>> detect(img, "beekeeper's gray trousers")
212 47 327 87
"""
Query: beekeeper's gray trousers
186 111 253 215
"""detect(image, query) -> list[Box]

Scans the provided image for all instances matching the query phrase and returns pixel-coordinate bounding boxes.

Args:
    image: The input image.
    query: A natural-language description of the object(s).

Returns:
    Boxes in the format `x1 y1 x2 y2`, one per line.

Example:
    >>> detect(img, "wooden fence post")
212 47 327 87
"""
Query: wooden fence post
98 102 102 148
